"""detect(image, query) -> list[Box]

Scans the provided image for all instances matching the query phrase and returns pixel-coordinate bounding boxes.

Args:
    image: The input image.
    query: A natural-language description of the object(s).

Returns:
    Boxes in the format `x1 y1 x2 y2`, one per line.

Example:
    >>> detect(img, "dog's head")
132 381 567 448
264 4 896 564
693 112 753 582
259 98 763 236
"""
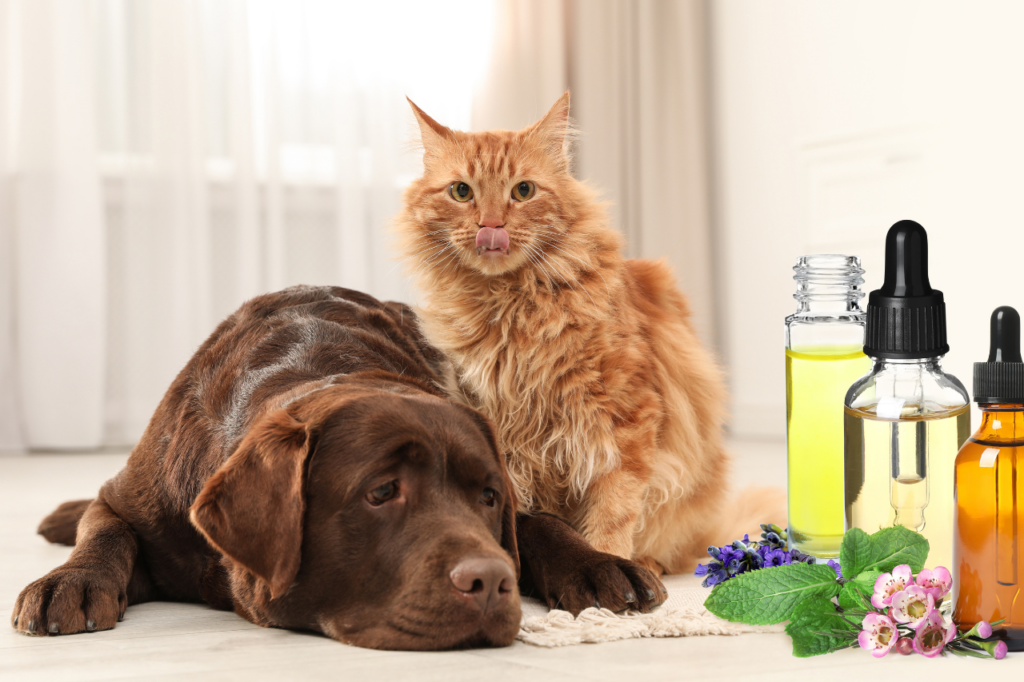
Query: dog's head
189 384 520 650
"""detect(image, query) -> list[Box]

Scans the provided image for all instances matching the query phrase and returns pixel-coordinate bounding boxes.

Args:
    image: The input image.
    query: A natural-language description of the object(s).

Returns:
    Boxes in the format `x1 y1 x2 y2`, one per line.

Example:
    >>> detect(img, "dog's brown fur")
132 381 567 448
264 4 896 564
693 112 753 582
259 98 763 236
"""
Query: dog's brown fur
14 286 665 649
396 94 769 573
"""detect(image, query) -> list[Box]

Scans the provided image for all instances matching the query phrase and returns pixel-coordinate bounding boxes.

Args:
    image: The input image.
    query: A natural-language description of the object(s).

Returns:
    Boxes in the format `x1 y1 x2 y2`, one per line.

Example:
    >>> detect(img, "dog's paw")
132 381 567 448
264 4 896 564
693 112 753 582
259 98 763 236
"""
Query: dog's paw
543 553 667 616
11 567 126 636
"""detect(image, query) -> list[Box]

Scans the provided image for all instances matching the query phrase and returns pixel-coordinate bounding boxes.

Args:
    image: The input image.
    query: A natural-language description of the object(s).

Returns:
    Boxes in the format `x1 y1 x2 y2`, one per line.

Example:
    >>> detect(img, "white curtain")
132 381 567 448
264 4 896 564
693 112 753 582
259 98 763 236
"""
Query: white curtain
474 0 716 347
0 0 495 452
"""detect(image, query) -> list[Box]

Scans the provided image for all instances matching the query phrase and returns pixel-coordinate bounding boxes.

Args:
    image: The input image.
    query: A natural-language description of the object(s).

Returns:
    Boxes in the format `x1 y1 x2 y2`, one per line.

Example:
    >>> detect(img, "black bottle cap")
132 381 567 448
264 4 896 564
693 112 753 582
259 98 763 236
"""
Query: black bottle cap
974 306 1024 403
863 220 949 359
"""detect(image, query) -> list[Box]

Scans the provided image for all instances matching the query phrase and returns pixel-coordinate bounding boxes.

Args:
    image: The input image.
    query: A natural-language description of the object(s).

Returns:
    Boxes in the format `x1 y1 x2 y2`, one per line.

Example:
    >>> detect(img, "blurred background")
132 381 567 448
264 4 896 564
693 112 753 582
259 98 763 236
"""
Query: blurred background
1 0 1023 454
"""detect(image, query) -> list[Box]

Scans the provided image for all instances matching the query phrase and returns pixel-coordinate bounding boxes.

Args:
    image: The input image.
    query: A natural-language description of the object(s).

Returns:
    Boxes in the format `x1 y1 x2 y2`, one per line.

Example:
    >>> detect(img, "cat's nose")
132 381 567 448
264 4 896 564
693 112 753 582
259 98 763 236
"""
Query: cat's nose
478 218 504 229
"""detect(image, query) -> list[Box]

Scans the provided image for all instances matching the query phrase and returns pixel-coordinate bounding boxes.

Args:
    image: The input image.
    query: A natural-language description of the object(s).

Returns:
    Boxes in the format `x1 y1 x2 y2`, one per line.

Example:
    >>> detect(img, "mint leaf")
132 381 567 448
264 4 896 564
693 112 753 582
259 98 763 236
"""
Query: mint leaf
704 563 841 625
863 526 929 574
837 570 881 611
786 597 860 657
839 527 872 577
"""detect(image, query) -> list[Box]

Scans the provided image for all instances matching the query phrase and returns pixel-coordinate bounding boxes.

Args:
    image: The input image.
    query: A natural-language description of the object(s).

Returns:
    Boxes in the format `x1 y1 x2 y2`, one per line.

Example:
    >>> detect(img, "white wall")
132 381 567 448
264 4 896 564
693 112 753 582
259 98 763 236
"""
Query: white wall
711 0 1024 437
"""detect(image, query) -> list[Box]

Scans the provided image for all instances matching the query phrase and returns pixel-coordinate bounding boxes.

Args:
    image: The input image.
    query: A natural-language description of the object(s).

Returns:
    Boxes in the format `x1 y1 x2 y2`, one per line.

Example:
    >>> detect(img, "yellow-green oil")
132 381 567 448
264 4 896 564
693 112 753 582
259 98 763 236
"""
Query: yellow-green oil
844 405 971 571
786 346 871 557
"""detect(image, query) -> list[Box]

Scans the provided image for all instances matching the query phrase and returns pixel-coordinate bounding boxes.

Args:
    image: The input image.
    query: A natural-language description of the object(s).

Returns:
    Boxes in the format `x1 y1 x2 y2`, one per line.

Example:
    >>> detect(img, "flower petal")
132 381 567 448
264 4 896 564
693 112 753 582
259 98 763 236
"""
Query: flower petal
892 565 914 584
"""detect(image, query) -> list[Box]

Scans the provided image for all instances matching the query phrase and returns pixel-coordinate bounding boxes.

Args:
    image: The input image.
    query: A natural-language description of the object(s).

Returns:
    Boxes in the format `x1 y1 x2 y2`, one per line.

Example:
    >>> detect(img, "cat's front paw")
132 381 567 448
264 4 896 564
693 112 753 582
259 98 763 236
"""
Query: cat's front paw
543 553 667 615
12 566 126 636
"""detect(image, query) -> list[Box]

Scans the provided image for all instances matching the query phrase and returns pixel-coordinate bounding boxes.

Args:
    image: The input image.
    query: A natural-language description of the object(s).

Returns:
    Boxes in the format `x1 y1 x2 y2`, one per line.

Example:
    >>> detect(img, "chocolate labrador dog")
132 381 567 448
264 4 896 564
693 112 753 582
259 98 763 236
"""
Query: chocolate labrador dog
12 286 664 650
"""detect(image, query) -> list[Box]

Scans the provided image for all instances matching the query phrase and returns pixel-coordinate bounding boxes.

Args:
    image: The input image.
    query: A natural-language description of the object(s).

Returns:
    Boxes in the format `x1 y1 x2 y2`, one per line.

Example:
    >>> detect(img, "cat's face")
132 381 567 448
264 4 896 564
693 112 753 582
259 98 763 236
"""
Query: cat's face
404 94 575 277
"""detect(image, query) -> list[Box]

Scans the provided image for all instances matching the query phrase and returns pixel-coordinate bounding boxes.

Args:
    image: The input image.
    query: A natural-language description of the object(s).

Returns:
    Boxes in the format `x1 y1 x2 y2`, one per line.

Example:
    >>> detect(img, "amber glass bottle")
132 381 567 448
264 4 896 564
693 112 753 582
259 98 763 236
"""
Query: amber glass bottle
954 307 1024 650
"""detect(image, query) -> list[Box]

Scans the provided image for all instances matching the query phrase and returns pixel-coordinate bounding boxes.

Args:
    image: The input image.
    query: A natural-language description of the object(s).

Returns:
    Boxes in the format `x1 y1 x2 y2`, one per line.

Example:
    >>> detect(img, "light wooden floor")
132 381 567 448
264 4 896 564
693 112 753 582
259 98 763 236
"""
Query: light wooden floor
0 440 1014 680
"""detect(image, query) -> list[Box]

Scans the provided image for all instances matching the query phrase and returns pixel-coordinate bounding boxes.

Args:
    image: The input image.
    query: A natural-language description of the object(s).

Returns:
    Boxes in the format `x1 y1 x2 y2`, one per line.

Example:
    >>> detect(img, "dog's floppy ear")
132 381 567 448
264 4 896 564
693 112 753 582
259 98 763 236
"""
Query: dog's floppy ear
459 405 520 577
190 409 311 600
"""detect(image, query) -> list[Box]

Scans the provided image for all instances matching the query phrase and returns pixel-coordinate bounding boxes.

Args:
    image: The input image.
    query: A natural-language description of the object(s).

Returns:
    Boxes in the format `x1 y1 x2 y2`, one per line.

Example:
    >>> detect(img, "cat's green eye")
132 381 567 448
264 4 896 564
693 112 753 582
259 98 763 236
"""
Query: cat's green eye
511 181 536 202
449 182 474 203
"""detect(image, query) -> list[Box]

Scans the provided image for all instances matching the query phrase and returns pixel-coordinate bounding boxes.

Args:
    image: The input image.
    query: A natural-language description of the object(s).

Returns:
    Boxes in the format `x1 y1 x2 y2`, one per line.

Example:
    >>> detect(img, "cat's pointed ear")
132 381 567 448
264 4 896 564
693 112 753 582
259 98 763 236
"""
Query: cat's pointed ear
528 91 573 170
408 97 453 168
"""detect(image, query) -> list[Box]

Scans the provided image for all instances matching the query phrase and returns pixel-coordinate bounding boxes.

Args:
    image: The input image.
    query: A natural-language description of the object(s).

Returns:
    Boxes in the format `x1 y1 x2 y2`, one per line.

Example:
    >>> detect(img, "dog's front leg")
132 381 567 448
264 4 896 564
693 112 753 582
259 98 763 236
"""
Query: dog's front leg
516 512 666 615
12 495 140 636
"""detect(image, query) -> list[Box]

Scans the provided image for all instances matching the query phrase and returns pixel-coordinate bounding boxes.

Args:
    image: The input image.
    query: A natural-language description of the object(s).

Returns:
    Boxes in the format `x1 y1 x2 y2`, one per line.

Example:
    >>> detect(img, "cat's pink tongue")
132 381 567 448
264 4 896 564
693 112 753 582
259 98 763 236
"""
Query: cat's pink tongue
475 227 510 253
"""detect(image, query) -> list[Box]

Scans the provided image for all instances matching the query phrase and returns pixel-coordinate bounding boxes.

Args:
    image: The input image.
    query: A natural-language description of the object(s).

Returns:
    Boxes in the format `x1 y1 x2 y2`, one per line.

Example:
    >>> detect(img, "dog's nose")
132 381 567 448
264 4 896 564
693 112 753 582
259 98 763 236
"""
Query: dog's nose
450 557 515 613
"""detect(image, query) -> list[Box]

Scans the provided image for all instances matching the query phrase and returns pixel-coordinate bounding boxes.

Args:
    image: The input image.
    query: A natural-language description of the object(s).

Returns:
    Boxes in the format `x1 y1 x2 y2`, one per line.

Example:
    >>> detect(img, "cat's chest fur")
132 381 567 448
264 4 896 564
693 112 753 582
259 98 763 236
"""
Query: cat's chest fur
423 280 632 509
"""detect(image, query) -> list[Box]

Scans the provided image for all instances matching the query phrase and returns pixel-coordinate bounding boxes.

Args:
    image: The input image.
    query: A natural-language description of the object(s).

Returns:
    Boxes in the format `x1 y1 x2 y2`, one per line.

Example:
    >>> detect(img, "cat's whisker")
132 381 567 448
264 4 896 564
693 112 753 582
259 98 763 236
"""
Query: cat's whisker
522 243 565 289
433 249 464 282
388 241 450 276
540 240 611 291
423 244 456 266
535 248 598 308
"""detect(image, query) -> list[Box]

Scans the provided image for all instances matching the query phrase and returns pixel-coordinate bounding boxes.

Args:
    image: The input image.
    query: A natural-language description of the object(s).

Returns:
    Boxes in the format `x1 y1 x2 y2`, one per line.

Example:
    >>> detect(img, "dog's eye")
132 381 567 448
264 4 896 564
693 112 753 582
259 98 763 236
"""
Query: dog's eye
368 481 399 505
511 181 535 202
480 487 497 507
449 182 474 203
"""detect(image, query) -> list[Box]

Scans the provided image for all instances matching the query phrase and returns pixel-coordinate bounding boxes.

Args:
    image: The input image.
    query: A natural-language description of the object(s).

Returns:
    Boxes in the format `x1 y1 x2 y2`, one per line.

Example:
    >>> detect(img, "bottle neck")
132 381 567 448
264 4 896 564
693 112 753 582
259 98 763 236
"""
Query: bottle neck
792 254 865 316
869 357 944 371
976 404 1024 444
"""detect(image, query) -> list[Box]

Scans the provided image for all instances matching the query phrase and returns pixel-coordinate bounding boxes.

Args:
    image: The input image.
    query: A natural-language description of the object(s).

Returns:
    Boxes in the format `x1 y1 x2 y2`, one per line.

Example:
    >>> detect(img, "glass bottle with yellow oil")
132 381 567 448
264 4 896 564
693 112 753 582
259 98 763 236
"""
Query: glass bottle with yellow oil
844 220 970 572
954 306 1024 650
786 254 870 558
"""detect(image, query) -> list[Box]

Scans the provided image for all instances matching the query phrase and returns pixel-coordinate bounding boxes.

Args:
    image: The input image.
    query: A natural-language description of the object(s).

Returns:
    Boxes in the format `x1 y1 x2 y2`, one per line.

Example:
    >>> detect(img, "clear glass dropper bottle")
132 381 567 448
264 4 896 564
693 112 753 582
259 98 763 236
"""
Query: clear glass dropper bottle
844 221 970 572
785 255 869 558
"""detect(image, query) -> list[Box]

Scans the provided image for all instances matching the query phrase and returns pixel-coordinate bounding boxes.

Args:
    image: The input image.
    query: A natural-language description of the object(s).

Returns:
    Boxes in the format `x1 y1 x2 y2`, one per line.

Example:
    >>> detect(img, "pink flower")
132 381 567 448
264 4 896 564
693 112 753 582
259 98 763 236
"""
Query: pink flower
872 564 913 609
977 621 993 639
889 585 935 629
912 609 956 657
914 566 952 602
858 612 899 658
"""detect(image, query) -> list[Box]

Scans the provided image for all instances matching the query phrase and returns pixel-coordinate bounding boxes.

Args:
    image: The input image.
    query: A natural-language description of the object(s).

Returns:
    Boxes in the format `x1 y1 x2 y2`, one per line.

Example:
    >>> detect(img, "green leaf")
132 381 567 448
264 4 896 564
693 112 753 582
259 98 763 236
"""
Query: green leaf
704 563 842 625
839 527 872 577
786 597 861 657
862 526 930 574
837 570 882 611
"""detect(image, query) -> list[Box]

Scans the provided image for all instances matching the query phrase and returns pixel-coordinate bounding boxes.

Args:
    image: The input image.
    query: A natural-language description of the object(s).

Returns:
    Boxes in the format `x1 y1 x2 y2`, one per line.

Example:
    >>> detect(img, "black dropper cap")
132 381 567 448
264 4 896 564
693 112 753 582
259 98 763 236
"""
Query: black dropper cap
863 220 949 359
974 306 1024 403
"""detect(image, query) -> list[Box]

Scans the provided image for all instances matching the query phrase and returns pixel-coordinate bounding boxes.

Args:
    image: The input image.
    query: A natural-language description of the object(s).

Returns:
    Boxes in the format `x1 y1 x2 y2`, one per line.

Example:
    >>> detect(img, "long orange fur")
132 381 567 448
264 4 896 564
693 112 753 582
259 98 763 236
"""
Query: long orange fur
396 93 773 573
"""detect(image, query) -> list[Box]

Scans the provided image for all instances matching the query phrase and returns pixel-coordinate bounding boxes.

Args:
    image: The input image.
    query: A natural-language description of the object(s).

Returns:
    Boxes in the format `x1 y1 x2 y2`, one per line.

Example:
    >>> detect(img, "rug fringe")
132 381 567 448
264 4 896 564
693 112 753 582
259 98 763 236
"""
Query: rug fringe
517 606 784 647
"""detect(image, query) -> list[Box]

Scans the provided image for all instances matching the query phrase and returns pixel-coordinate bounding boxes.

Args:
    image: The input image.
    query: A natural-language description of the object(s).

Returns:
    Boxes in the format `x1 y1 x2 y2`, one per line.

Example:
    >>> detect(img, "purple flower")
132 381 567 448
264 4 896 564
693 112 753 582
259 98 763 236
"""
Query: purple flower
994 641 1008 660
762 549 788 567
695 523 823 589
977 621 993 639
703 568 728 587
826 560 842 578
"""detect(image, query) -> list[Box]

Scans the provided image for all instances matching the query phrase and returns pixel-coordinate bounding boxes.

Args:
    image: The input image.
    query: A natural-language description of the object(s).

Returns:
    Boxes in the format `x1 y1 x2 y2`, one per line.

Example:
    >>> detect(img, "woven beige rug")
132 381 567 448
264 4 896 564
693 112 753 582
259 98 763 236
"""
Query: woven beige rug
517 573 784 647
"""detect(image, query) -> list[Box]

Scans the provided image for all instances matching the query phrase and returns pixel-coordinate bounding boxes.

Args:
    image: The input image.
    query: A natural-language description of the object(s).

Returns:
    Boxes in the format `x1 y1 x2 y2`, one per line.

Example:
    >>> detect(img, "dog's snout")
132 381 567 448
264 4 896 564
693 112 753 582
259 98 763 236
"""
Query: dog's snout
449 557 515 613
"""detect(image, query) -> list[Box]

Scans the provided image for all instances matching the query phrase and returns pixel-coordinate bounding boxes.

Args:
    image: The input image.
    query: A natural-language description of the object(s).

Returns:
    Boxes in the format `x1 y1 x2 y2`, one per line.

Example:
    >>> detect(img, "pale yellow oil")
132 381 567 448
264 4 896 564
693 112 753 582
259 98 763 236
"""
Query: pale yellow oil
844 405 971 571
786 346 871 557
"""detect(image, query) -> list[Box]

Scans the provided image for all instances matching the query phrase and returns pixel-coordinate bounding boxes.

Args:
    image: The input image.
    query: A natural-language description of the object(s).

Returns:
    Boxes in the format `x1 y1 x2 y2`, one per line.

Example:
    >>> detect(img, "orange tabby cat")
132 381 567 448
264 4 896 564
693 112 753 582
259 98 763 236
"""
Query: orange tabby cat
396 93 772 573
